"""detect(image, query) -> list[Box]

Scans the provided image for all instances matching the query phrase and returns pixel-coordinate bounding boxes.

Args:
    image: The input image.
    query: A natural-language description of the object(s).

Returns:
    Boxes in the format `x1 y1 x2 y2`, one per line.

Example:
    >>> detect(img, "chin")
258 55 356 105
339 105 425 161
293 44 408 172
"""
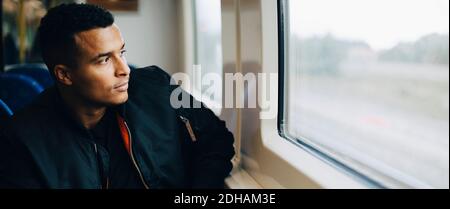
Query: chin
111 93 129 105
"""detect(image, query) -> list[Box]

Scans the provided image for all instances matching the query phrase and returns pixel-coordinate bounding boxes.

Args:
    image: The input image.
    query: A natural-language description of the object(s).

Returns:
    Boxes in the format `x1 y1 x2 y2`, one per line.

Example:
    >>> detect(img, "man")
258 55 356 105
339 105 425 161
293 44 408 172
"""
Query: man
0 3 235 189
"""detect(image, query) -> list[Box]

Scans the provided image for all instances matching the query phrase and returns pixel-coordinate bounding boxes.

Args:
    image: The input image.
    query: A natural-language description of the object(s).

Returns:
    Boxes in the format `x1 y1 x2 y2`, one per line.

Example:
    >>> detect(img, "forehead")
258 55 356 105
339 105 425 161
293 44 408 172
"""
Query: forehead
74 24 124 56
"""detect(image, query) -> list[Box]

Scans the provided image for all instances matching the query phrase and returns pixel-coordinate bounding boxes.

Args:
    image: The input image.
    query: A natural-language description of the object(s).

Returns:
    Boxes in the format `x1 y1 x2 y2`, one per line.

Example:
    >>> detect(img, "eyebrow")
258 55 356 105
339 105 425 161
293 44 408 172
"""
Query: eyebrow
91 43 126 62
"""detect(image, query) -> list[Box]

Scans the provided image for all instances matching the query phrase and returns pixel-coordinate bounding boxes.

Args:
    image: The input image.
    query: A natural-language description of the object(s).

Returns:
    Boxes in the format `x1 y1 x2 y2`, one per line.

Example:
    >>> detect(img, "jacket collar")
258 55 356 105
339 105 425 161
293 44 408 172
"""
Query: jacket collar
35 85 127 136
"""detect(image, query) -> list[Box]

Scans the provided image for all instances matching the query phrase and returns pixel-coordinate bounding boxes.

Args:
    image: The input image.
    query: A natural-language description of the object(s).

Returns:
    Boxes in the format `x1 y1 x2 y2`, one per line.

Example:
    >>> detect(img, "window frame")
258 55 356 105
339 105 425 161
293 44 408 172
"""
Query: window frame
226 0 368 189
276 0 388 188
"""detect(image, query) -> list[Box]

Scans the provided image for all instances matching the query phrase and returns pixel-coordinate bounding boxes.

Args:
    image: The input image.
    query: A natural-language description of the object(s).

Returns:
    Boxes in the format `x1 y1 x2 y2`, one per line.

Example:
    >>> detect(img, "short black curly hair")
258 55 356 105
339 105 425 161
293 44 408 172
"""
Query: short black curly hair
38 3 114 75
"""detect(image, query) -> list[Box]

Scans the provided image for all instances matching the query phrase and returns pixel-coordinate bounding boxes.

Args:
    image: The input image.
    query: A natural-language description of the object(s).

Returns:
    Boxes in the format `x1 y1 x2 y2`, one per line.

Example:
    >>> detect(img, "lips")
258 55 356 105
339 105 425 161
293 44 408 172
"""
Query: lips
114 81 129 92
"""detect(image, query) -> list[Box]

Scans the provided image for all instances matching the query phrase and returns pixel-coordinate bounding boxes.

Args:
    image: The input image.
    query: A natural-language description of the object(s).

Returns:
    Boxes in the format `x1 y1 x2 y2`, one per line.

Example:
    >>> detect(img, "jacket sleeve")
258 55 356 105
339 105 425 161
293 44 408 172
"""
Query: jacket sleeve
176 92 236 189
136 66 235 188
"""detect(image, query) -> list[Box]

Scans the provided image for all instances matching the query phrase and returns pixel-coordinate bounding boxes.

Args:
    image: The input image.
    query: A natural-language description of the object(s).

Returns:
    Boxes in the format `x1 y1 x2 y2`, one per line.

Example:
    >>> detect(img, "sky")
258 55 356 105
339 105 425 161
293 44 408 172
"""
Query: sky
289 0 450 50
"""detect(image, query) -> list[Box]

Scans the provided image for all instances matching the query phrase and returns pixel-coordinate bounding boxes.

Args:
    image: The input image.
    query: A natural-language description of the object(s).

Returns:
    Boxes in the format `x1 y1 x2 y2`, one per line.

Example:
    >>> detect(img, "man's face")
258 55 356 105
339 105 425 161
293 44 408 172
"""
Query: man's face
69 24 130 106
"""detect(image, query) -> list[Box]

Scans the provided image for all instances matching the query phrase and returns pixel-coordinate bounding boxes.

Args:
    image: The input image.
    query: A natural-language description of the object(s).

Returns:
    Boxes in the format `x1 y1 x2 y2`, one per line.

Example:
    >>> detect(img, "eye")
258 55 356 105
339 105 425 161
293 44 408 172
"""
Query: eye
120 50 127 57
100 57 110 64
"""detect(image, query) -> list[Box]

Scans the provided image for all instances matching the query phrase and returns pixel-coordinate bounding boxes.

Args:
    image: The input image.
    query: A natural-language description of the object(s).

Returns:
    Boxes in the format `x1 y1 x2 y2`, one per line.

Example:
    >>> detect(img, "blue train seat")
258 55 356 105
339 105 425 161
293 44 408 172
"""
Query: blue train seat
0 99 13 118
5 63 54 89
0 74 44 112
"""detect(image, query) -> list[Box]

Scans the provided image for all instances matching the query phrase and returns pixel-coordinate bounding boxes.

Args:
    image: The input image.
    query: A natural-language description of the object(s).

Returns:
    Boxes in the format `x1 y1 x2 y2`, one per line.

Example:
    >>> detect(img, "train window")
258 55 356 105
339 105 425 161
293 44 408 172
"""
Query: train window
279 0 449 188
192 0 223 113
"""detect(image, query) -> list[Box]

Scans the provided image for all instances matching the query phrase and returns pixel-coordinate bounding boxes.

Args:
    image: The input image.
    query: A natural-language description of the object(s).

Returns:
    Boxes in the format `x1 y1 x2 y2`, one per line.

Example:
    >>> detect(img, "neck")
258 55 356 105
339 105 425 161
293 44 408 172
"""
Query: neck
59 87 107 130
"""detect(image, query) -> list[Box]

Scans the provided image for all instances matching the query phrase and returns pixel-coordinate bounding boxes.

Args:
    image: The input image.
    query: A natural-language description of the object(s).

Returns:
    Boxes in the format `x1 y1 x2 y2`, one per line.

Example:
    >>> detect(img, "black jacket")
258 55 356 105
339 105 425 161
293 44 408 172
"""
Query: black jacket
0 66 235 189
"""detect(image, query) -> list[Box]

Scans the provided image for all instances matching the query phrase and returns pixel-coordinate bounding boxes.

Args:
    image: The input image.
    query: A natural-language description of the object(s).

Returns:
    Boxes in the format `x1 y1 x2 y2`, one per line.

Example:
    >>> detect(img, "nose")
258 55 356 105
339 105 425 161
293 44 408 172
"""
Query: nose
115 56 131 77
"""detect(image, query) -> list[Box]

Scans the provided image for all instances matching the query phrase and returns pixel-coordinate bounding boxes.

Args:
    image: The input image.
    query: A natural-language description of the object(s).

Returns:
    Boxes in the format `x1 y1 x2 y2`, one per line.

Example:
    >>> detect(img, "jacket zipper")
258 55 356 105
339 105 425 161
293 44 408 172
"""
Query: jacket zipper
123 121 150 189
93 143 103 189
179 116 197 142
93 142 109 189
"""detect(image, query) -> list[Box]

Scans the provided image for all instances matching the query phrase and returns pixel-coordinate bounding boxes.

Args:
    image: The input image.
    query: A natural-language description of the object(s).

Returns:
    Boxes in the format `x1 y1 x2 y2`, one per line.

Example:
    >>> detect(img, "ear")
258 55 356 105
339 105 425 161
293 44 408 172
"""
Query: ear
54 65 73 86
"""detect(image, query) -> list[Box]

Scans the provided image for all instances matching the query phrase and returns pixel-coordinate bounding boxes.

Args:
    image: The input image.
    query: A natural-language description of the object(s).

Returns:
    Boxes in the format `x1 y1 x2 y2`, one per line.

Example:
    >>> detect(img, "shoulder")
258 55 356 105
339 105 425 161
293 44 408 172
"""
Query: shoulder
0 89 56 141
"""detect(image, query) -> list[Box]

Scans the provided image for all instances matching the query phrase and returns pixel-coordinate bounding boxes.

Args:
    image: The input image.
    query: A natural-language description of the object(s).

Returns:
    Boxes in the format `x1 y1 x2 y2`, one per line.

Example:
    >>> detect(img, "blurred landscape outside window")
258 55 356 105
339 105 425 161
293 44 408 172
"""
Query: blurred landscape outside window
284 0 449 188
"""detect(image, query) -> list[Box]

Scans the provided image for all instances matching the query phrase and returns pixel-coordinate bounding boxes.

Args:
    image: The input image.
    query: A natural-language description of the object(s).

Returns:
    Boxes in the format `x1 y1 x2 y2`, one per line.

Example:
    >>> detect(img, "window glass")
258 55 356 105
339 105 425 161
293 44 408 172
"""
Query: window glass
283 0 449 188
193 0 223 113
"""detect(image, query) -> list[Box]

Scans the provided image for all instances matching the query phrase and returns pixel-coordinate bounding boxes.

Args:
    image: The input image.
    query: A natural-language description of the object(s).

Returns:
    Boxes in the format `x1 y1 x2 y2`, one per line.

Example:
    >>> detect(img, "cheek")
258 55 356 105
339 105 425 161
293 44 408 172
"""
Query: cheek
86 79 112 96
73 70 114 99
